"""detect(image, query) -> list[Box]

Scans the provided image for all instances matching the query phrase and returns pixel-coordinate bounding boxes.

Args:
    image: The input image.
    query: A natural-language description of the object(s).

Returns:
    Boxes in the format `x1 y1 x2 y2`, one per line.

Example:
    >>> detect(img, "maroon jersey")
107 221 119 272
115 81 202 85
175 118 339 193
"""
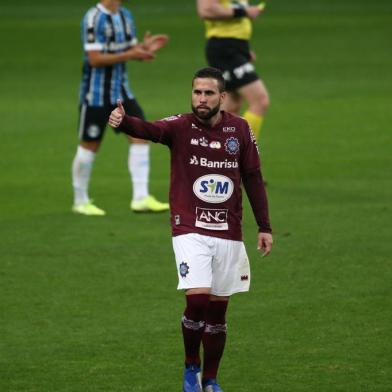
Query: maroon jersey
119 111 271 240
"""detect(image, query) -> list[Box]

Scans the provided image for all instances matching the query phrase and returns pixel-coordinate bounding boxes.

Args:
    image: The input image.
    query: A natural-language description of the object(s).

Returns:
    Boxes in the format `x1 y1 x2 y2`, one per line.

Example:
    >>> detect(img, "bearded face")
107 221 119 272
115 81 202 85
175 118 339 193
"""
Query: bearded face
191 78 224 123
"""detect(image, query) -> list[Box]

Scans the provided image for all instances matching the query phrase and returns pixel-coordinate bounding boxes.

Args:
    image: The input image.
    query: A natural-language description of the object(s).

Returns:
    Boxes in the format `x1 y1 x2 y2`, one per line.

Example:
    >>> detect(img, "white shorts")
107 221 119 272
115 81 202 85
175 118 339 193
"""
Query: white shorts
172 233 251 296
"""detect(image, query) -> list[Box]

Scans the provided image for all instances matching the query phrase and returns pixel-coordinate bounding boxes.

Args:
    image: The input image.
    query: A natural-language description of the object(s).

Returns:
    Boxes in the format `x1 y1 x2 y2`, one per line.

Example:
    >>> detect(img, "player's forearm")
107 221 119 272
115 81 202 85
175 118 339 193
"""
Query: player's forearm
87 45 152 67
118 115 162 143
197 0 236 20
87 51 130 67
242 169 272 233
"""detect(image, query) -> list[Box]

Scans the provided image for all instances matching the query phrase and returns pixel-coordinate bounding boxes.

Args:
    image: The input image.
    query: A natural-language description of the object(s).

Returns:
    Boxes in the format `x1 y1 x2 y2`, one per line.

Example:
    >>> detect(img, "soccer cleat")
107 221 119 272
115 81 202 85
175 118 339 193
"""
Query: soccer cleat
183 364 202 392
130 195 169 213
202 379 223 392
72 201 106 216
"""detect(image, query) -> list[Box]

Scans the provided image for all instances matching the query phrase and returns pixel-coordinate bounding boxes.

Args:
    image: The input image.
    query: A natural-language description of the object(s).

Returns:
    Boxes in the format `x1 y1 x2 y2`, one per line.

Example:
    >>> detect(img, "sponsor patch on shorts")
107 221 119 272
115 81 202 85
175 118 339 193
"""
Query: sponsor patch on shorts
87 124 100 138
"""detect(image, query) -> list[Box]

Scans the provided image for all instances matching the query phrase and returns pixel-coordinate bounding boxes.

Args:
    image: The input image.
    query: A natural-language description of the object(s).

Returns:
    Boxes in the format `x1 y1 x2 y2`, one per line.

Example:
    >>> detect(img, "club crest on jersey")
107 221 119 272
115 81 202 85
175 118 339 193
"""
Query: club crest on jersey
193 174 234 203
225 137 240 155
179 262 189 278
195 207 228 230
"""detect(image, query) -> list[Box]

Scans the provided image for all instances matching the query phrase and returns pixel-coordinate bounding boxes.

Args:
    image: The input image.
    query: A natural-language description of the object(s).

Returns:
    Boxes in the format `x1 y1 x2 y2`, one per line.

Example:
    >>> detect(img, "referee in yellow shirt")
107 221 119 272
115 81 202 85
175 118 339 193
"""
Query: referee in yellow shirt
197 0 269 140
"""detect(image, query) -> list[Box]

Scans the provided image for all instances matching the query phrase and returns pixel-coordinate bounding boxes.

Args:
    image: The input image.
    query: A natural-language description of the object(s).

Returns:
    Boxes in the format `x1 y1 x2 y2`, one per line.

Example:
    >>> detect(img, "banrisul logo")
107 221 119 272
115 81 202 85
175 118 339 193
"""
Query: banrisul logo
193 174 234 203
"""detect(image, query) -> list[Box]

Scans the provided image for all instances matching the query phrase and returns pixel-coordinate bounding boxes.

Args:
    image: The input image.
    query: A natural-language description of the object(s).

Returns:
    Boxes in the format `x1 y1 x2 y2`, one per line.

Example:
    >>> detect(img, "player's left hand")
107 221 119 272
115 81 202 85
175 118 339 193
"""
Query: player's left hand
257 232 273 257
143 31 169 53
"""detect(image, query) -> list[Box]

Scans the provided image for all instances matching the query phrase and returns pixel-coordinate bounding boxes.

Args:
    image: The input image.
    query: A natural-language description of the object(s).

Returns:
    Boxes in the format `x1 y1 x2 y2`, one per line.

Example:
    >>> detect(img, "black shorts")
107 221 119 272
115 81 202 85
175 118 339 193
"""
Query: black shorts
78 97 145 141
206 38 259 91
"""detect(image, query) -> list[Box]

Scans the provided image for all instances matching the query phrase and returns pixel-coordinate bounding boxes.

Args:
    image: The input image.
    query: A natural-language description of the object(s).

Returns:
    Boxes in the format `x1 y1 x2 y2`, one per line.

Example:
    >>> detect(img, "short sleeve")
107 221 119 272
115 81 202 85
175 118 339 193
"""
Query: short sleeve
83 9 106 51
121 8 138 46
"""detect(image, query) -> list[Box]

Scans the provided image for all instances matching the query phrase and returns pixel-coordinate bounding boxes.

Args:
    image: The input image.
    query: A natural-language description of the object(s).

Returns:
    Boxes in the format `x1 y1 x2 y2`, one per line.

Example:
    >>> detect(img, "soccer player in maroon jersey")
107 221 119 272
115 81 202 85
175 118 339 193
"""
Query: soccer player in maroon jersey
109 67 273 392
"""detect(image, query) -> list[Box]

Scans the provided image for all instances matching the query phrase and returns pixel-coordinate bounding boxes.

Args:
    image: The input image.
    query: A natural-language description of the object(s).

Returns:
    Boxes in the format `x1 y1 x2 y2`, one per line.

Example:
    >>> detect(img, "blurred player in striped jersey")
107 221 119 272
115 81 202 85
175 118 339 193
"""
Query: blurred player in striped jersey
71 0 169 215
197 0 269 141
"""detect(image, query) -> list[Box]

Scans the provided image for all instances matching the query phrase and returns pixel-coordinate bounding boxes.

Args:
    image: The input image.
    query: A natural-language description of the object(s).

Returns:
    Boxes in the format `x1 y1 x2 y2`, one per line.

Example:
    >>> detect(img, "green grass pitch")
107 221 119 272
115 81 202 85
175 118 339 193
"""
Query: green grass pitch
0 0 391 390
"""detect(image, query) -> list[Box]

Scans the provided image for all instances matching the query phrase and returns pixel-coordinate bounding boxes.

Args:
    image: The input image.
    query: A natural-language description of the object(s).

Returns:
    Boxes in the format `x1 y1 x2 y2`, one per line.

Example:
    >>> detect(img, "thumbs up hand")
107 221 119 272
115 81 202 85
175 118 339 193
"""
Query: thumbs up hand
116 99 125 115
109 99 125 128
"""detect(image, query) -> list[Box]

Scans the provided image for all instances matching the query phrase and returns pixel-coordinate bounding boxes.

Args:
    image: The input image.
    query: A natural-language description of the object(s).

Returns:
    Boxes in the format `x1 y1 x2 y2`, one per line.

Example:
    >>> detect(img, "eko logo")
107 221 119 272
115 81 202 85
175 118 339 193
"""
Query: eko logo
193 174 234 203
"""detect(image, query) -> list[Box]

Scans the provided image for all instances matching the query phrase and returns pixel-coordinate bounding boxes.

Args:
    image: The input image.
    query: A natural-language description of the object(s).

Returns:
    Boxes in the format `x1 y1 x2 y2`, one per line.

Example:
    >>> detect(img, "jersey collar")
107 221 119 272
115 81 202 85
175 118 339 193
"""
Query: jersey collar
192 111 227 131
97 3 118 15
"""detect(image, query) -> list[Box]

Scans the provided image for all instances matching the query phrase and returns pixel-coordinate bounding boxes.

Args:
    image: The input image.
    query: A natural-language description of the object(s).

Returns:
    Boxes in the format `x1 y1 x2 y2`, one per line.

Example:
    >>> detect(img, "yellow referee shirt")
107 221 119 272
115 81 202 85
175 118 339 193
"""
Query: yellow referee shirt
205 0 252 40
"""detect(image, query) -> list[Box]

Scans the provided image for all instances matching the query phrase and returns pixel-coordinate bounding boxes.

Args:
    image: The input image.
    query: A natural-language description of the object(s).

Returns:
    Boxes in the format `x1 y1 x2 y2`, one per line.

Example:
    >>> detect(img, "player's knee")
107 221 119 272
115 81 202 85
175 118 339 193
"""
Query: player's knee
80 140 100 153
261 92 270 112
184 293 210 320
249 92 270 115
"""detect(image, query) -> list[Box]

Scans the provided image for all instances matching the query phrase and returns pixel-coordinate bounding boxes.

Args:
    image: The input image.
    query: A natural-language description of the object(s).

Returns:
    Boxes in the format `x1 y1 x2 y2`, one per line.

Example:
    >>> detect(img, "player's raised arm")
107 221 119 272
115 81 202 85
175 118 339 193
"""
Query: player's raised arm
109 105 175 145
197 0 234 19
197 0 263 20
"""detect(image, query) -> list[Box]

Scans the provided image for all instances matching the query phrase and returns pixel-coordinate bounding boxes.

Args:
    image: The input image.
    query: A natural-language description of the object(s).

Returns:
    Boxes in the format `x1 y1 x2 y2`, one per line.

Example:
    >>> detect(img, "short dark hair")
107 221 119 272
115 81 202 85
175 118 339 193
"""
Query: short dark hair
192 67 226 92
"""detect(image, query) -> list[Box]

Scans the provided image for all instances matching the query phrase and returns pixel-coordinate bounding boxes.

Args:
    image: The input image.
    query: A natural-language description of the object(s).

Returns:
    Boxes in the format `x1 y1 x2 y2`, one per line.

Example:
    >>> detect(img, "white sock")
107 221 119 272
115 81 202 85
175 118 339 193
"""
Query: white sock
128 143 150 202
72 145 96 206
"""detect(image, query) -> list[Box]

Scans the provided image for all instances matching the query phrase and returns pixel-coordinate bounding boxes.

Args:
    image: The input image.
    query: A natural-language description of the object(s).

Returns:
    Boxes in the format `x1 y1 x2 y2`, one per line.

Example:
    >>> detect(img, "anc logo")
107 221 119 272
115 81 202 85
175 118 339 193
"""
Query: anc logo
193 174 234 204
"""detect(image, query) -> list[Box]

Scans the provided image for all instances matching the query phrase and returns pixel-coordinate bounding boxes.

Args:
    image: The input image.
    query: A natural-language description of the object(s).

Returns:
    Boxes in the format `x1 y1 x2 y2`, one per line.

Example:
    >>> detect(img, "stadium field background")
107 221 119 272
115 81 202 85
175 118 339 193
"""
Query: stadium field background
0 0 391 390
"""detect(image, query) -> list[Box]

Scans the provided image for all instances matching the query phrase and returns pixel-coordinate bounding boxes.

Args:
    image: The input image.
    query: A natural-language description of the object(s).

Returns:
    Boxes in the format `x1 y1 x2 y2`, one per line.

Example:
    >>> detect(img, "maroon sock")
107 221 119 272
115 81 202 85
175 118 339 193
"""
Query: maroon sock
182 294 210 366
202 300 229 380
